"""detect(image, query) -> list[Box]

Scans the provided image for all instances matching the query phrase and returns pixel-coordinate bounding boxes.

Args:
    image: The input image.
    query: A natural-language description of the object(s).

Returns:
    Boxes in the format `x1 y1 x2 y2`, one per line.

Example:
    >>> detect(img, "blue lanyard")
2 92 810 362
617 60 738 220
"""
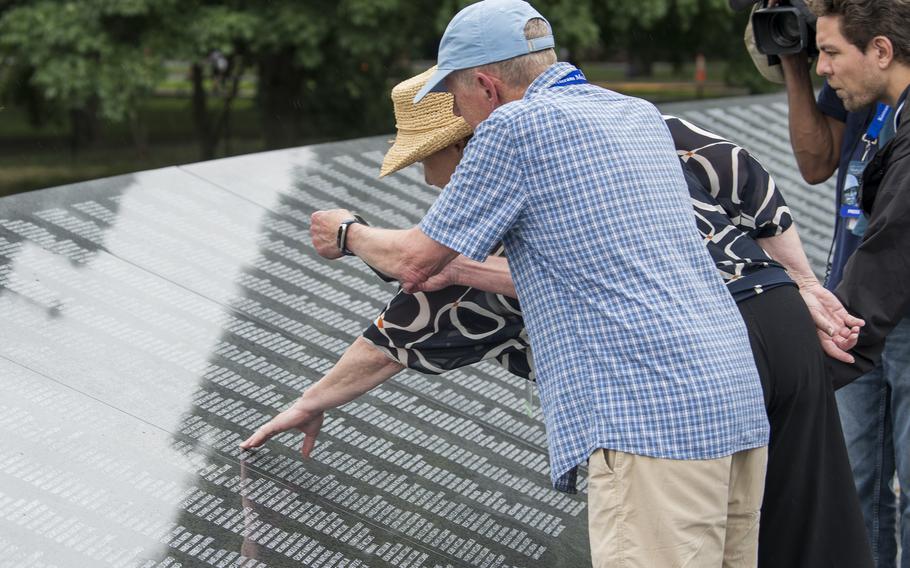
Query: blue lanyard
549 69 587 88
866 103 891 140
861 103 892 161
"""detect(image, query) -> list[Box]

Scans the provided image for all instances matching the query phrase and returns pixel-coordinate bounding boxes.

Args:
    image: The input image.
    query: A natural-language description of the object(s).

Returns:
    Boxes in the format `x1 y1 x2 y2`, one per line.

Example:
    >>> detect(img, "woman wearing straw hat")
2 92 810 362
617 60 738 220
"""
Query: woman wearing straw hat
368 66 531 379
240 66 532 456
242 66 871 567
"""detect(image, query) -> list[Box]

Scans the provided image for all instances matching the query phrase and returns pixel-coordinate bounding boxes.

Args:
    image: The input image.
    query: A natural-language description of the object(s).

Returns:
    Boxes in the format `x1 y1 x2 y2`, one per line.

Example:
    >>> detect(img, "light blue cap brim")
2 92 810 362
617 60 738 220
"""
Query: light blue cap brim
413 67 454 103
413 0 555 104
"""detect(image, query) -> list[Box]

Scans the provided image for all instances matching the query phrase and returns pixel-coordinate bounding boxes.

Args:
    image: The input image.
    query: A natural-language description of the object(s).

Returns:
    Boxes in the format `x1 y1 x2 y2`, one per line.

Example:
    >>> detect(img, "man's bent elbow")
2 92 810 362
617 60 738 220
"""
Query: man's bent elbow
797 160 837 185
397 228 453 285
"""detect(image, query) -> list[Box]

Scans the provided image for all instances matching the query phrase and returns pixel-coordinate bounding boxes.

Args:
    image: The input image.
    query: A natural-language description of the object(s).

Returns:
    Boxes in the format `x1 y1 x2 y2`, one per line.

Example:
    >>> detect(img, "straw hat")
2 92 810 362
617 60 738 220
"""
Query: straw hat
379 66 474 178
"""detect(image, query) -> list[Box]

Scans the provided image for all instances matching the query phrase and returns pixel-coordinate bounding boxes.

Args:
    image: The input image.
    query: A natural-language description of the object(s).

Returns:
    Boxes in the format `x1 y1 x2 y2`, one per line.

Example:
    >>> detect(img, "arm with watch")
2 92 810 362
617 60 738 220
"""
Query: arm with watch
310 209 457 287
240 210 519 455
238 211 442 456
315 208 517 297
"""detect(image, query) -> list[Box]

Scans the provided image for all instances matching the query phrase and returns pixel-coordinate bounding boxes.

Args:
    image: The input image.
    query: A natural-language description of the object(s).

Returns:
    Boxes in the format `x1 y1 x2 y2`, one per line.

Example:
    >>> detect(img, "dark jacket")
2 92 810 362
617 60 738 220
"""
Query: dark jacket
830 87 910 388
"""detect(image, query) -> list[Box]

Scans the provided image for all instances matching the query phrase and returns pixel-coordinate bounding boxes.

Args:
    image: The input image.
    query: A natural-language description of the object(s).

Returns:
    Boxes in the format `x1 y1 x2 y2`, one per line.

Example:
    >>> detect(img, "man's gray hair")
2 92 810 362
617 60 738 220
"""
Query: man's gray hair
451 18 557 89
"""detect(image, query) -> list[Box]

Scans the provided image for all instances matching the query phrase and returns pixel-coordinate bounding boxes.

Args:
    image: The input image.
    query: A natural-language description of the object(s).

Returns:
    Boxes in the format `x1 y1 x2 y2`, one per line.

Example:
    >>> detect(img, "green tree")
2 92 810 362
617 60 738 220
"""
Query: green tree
162 3 258 159
591 0 736 77
0 0 172 151
159 0 441 152
0 0 773 169
243 0 604 149
246 0 439 148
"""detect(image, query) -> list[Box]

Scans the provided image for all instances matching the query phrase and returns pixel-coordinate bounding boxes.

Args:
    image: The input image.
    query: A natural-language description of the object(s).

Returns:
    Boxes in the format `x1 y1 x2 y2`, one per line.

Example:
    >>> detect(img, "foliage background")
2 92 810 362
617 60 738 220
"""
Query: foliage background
0 0 776 195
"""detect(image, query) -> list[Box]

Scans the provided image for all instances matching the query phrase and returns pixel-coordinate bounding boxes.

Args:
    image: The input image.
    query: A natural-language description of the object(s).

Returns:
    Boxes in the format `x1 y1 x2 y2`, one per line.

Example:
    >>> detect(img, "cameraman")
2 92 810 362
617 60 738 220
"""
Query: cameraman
773 2 906 566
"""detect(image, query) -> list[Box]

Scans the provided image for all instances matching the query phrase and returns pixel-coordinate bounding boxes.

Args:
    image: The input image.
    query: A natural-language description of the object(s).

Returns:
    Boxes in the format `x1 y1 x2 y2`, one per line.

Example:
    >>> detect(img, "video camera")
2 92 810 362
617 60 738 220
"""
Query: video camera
731 0 819 56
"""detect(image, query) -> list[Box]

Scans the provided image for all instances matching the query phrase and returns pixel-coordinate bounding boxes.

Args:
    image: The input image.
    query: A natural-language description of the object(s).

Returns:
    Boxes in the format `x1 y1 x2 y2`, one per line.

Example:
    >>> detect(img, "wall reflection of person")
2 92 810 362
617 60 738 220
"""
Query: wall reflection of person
239 459 262 562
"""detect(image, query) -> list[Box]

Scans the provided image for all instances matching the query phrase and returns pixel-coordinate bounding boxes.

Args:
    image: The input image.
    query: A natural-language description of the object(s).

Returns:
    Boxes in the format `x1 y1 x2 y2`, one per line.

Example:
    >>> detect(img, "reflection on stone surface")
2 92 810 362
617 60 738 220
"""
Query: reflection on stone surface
0 137 589 567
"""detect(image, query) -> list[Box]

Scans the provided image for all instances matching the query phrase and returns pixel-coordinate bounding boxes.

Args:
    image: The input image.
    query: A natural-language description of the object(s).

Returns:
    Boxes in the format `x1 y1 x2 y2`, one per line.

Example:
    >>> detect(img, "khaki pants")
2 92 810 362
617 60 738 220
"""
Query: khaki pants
587 446 767 568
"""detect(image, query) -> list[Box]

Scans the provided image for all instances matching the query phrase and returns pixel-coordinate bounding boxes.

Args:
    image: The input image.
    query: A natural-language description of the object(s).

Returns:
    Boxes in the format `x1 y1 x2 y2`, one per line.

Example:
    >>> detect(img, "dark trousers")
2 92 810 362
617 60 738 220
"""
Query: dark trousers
737 285 873 568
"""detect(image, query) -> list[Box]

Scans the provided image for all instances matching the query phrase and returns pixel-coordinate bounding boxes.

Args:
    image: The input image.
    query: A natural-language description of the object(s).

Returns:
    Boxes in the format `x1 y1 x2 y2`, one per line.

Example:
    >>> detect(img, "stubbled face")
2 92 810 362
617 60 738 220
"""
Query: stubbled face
445 74 494 129
815 15 887 111
421 143 463 188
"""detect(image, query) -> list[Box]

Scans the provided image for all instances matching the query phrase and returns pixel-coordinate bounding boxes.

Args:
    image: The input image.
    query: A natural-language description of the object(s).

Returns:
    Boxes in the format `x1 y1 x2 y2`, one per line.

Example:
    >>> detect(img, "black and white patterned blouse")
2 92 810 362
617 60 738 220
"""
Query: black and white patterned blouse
362 245 533 378
665 115 795 301
363 116 795 376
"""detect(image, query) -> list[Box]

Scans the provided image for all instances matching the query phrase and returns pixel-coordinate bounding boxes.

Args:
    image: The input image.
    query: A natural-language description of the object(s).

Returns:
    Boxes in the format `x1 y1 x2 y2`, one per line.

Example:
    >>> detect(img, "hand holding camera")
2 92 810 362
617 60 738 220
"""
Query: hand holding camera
733 0 819 57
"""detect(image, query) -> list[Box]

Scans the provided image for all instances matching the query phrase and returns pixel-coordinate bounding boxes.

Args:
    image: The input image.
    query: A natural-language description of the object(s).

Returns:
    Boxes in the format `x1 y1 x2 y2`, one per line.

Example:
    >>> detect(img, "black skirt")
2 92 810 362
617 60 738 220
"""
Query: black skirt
737 285 873 568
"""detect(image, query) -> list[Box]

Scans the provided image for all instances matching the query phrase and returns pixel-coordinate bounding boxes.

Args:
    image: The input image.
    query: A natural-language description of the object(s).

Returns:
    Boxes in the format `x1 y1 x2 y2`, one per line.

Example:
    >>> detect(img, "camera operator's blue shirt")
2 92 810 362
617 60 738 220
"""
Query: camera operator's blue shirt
817 82 895 289
419 62 769 493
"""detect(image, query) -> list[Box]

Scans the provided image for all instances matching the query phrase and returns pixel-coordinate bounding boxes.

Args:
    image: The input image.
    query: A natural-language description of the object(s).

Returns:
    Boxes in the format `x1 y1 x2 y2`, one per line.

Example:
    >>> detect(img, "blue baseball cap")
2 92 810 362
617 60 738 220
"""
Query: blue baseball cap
413 0 554 103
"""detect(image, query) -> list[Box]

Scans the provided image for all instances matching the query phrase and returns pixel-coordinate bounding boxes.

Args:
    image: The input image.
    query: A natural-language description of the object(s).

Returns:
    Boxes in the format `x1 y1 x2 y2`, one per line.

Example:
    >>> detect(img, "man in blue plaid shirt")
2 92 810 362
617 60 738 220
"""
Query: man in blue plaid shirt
306 1 770 565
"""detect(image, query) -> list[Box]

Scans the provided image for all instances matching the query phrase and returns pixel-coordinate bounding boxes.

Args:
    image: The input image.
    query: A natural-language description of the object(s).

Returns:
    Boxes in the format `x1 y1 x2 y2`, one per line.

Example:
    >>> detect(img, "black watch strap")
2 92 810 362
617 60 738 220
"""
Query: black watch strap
336 214 367 256
334 214 397 283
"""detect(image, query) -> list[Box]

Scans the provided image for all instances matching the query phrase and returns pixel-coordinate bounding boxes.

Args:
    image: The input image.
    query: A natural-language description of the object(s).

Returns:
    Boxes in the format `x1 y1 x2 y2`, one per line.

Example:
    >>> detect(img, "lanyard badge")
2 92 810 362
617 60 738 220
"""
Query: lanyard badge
841 103 892 230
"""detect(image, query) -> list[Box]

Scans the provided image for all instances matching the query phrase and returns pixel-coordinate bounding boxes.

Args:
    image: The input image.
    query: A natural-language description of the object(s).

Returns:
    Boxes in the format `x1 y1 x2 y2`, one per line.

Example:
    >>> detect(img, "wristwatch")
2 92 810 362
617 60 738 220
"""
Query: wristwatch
336 214 367 256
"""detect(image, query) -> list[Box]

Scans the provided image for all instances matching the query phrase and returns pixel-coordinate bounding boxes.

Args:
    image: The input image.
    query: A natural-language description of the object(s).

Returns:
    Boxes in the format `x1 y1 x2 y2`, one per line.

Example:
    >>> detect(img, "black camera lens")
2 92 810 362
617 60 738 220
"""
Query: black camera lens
752 6 811 55
769 12 801 48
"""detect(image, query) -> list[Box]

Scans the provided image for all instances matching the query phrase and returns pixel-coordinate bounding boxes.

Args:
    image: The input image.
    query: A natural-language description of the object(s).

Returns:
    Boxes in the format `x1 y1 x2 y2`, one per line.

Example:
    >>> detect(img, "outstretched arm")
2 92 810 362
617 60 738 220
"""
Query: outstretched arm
239 336 404 456
310 209 458 288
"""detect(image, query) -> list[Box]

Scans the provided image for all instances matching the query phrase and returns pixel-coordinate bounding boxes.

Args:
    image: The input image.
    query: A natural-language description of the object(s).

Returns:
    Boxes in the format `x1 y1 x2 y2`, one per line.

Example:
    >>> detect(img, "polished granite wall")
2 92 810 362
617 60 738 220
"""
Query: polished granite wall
0 93 837 568
0 138 588 567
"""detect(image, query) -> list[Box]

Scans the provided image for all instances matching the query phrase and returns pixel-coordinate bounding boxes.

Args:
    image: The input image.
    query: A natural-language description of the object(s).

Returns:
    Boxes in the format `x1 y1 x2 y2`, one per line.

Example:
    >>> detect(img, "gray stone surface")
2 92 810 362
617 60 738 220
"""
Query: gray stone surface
0 140 587 567
0 93 836 568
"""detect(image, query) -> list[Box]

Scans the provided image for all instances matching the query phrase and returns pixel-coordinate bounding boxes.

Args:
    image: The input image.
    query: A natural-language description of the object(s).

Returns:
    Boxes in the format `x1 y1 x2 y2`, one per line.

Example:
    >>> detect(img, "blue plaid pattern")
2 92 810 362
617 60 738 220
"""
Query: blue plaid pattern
420 63 769 492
